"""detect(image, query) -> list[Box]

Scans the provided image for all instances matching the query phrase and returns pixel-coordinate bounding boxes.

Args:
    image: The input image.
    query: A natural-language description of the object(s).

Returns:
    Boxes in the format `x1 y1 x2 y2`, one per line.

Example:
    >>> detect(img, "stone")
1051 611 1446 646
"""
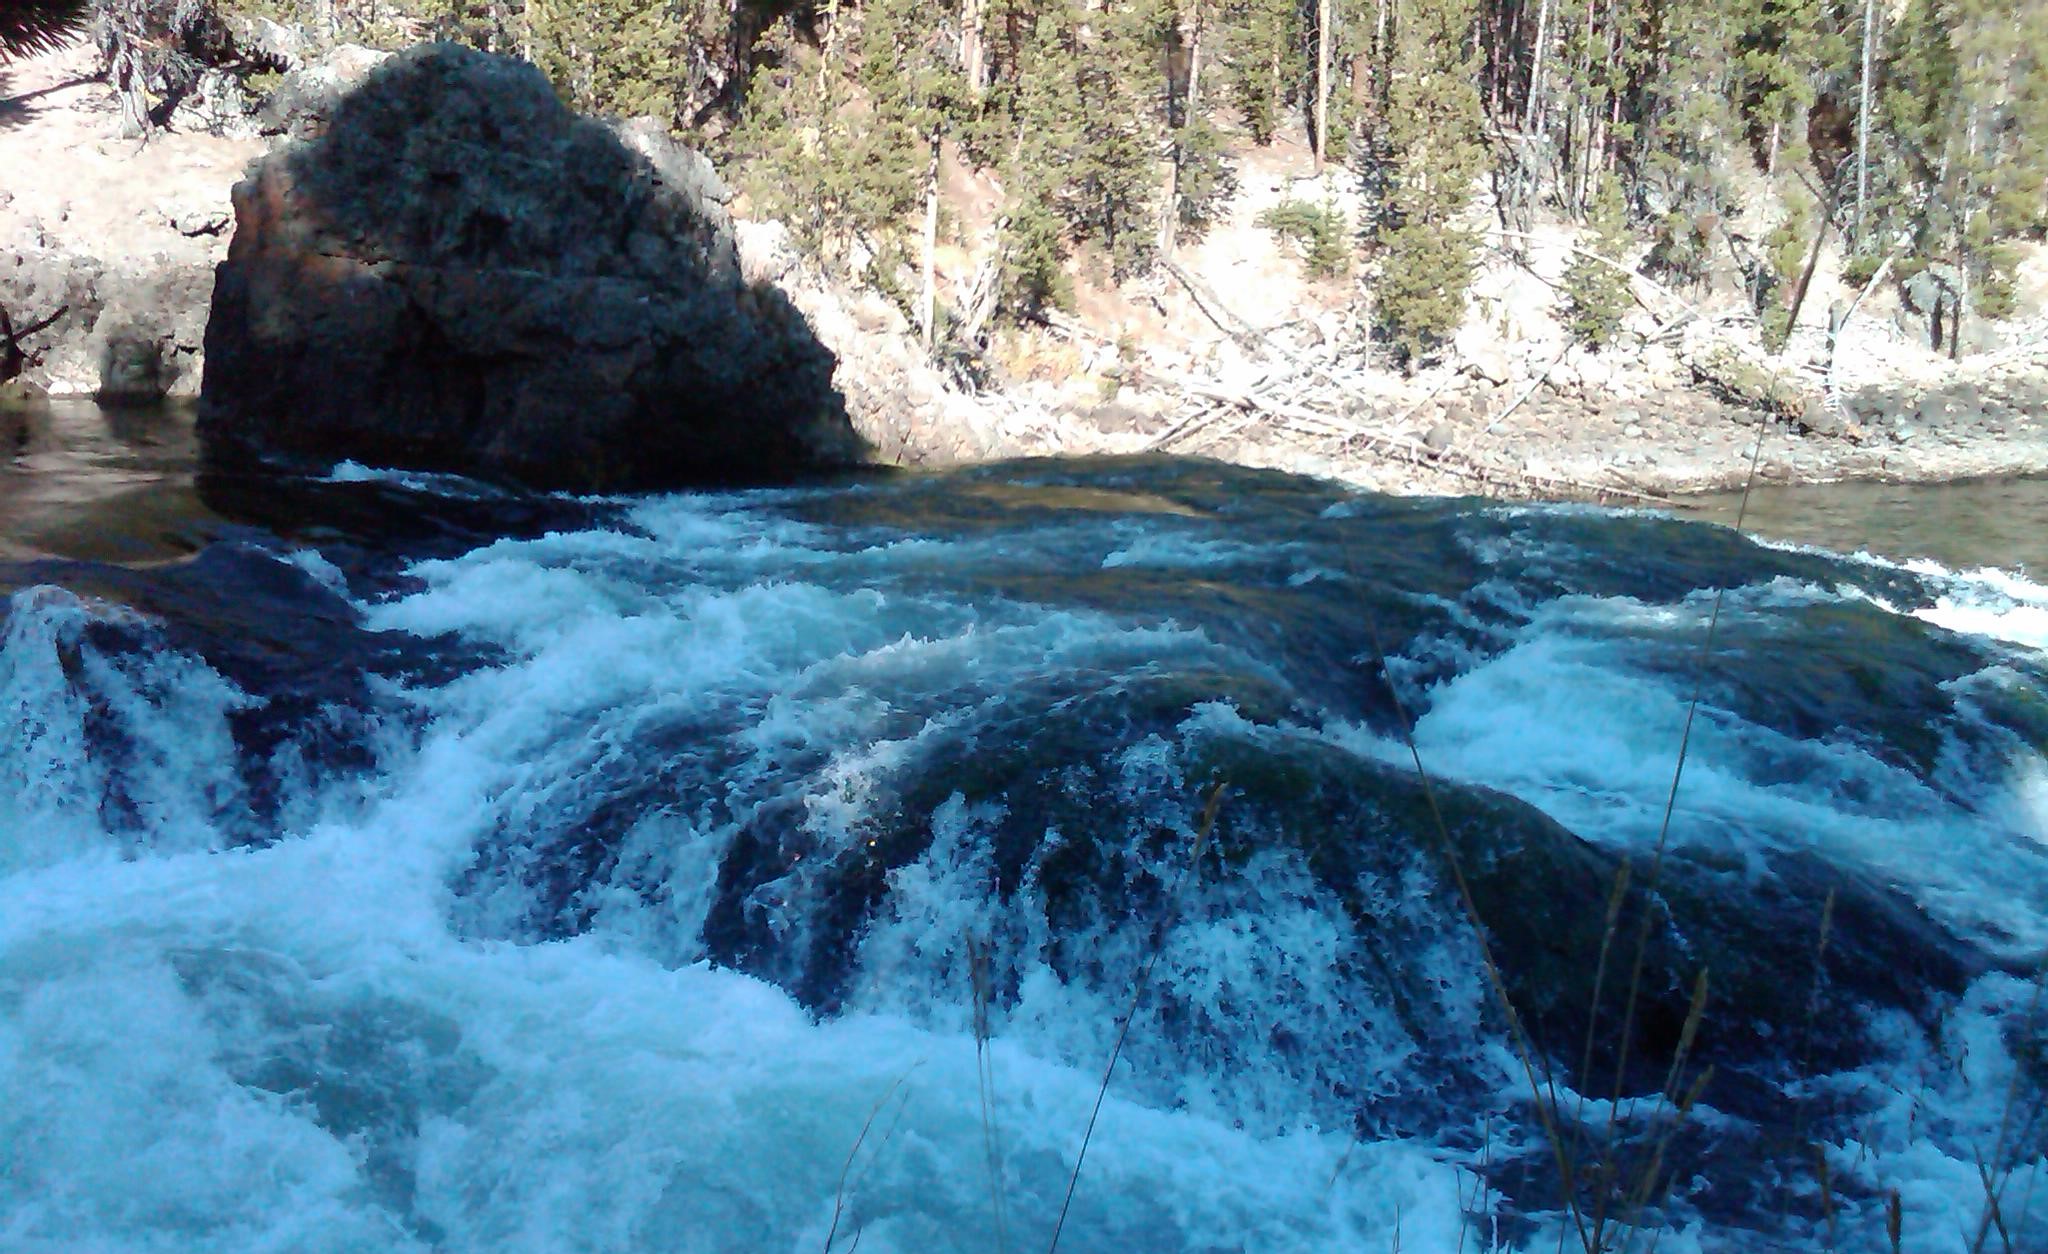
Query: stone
1 242 212 402
257 45 392 139
1800 394 1843 438
1622 423 1645 439
1455 323 1512 385
199 43 862 491
1575 350 1613 393
162 200 232 238
1424 421 1455 452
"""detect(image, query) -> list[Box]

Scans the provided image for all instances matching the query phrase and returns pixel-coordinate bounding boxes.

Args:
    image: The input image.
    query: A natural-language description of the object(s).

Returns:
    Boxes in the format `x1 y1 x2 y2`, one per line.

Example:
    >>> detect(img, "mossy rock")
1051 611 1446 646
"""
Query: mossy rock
1689 344 1809 419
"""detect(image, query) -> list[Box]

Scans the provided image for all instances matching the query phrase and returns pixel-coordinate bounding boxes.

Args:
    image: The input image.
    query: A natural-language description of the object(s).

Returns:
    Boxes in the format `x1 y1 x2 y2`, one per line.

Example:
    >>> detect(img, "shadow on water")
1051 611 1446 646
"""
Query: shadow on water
0 399 215 569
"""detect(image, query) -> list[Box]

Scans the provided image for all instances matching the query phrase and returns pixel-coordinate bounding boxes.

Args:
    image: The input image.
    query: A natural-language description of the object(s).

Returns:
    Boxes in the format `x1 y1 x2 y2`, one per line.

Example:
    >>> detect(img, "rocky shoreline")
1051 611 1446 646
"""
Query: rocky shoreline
4 40 2045 501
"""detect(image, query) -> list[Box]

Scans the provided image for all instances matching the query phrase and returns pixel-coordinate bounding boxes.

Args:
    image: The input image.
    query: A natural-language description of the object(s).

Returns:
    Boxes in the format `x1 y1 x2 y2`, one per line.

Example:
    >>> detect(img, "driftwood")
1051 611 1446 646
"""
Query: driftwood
0 302 68 383
1155 370 1673 506
1484 343 1570 434
1161 257 1262 346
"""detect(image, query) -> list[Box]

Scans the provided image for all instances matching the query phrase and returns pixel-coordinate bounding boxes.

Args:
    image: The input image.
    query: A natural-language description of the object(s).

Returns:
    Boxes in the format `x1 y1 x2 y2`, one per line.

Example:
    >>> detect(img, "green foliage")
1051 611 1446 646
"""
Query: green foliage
1840 250 1885 290
0 0 90 59
1257 198 1350 278
1645 210 1717 289
1217 0 1297 144
528 0 720 122
1376 220 1475 362
1373 0 1484 363
1167 111 1237 240
1872 0 2048 323
195 0 2044 343
1562 173 1633 348
732 36 920 264
1758 188 1812 350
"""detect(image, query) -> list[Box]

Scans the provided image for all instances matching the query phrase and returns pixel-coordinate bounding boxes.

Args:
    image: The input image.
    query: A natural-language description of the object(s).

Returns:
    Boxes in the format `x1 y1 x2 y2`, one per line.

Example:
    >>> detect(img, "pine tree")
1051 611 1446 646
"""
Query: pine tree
1218 0 1297 144
0 0 89 58
1877 0 2048 331
731 21 921 267
1562 171 1633 347
1374 0 1486 363
528 0 705 123
1001 6 1084 311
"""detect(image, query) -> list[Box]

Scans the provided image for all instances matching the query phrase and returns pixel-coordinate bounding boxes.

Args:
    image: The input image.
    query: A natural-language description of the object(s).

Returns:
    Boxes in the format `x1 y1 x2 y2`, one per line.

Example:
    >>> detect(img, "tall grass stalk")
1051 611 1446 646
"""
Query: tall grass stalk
968 932 1011 1254
823 1066 919 1253
1357 405 1776 1252
1044 782 1225 1254
1970 956 2048 1253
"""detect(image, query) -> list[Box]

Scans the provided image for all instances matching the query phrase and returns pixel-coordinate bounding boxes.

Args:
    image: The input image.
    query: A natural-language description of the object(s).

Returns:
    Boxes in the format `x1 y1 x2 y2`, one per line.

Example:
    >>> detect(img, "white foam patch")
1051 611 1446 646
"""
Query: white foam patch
1102 532 1282 570
9 491 2044 1251
1386 595 2048 956
0 588 253 872
1815 973 2048 1252
1750 537 2048 657
0 796 1470 1253
1906 561 2048 654
322 460 520 500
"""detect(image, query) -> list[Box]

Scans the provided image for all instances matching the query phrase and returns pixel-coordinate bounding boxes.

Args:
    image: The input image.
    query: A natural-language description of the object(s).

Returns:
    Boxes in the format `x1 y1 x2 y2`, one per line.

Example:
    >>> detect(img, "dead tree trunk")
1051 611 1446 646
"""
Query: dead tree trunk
1853 0 1878 247
962 0 987 99
1160 4 1204 256
1525 0 1552 134
921 125 942 351
1314 0 1332 175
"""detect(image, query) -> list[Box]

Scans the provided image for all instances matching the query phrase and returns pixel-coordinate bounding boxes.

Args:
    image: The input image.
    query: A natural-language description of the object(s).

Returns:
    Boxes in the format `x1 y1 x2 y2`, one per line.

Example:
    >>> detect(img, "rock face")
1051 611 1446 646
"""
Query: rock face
198 43 862 490
1 227 214 404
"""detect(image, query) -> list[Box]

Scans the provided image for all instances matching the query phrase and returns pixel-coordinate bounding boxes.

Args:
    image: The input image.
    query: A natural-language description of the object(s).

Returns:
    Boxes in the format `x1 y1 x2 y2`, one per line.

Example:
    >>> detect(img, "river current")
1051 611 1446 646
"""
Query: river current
2 403 2045 1252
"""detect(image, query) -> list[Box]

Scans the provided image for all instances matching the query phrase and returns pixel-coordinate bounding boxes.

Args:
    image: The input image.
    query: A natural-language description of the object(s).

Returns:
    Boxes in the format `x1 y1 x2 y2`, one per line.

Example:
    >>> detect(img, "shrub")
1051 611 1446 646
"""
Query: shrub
1562 173 1634 348
1257 198 1352 279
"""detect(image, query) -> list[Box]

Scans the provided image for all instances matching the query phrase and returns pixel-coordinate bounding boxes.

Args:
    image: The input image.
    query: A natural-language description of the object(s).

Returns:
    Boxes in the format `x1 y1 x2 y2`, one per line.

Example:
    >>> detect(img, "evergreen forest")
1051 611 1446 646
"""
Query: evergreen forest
82 0 2048 358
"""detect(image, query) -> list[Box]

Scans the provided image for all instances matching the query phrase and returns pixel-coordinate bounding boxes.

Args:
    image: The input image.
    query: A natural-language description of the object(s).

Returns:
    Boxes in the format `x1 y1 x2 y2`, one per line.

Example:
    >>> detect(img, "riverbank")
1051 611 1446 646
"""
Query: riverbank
5 39 2046 501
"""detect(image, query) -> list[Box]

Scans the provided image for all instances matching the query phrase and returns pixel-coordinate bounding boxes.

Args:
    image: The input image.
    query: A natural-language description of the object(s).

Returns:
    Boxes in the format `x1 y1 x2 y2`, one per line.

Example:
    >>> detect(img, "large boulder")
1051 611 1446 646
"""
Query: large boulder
198 43 863 490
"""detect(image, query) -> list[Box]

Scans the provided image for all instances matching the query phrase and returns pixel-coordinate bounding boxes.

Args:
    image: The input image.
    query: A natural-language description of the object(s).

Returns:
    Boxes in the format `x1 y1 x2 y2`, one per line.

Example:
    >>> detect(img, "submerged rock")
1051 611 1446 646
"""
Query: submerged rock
199 43 864 490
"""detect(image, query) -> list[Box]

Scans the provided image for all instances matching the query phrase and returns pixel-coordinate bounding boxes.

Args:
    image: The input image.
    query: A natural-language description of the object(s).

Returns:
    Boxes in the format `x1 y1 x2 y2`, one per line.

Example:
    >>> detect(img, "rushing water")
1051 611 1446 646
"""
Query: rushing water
3 404 2046 1253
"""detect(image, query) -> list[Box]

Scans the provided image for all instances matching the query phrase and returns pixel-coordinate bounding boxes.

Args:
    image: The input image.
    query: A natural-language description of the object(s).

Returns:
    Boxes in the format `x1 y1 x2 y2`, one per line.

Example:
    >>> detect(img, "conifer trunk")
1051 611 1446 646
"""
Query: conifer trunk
1526 0 1552 134
921 124 941 351
1853 0 1877 248
962 0 986 99
1314 0 1332 174
1160 6 1204 256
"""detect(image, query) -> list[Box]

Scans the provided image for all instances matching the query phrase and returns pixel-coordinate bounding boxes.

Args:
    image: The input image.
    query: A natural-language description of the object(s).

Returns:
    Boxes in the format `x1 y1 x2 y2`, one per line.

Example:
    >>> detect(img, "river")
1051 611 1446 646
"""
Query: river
2 401 2044 1252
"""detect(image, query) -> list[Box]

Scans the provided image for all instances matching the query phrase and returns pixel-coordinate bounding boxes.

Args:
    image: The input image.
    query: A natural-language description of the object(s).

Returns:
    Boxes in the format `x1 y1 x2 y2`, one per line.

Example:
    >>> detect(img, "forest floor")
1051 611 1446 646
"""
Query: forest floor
5 38 2048 503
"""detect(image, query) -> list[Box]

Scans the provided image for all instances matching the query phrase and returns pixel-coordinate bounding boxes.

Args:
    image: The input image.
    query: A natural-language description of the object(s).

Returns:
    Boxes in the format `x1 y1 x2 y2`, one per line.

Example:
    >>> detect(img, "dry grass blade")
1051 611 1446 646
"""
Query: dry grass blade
1358 613 1594 1254
968 931 1011 1254
1778 889 1837 1233
1593 413 1771 1236
1569 863 1632 1178
1969 958 2048 1254
823 1066 919 1253
1044 781 1225 1254
1613 971 1712 1251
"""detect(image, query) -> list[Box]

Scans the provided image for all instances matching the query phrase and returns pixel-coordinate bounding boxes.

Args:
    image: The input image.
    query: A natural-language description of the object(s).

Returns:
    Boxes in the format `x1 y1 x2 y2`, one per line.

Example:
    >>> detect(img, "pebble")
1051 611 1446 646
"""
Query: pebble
1624 424 1645 439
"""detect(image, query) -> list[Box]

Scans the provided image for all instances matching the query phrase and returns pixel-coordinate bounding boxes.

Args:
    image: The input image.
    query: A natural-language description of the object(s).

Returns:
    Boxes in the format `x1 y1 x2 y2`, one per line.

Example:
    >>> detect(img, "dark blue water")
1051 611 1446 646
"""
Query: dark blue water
2 405 2044 1252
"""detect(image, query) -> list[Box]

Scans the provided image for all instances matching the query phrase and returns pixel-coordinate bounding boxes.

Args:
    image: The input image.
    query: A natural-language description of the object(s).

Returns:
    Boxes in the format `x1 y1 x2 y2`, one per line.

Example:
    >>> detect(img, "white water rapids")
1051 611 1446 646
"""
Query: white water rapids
2 469 2044 1253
